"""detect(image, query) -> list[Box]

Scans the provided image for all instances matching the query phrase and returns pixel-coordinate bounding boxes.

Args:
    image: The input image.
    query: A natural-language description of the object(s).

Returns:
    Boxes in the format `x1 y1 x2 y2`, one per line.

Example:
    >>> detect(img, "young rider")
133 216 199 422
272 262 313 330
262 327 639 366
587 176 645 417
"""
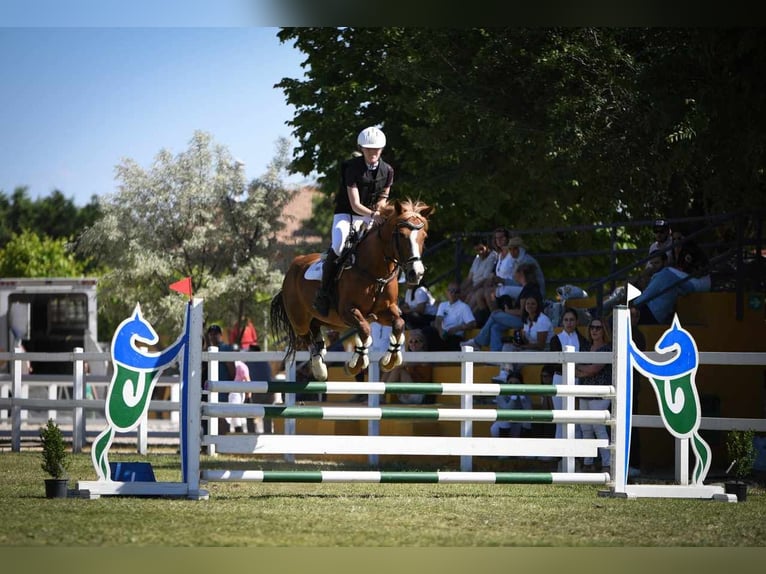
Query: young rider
313 126 394 316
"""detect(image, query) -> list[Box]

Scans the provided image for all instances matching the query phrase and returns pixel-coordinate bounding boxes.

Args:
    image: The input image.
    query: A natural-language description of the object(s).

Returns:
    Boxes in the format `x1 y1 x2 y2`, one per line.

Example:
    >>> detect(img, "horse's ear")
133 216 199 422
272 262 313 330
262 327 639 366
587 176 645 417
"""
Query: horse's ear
419 204 436 219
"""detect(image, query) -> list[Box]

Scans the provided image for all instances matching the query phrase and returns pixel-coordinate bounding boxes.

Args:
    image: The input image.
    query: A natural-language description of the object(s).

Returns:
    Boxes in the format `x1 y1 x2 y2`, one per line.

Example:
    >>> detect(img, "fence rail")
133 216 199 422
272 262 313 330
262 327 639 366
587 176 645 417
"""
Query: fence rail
2 348 765 467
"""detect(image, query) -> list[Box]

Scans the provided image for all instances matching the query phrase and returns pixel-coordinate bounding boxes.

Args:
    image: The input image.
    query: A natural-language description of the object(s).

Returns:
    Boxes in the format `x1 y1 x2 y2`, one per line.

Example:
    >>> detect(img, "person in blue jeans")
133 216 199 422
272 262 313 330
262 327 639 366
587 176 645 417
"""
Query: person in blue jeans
462 262 542 351
631 243 710 324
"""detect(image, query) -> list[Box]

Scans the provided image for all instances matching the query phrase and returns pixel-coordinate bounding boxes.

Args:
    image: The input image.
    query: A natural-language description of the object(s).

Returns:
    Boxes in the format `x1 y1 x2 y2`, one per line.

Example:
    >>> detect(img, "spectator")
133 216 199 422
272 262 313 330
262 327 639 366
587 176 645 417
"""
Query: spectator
494 294 553 380
462 262 542 352
574 317 613 471
229 317 258 350
225 354 250 434
543 307 589 441
477 234 546 314
430 282 476 351
400 280 438 330
381 329 434 404
206 324 234 432
631 242 711 324
246 344 275 434
600 249 668 316
647 218 674 268
471 227 512 324
490 369 532 439
461 237 498 312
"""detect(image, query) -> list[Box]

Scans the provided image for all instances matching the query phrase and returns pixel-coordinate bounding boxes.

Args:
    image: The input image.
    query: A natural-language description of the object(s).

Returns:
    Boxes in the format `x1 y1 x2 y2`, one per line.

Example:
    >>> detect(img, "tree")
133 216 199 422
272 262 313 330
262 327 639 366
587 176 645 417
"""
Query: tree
0 187 101 256
275 28 766 285
76 131 297 342
0 229 86 277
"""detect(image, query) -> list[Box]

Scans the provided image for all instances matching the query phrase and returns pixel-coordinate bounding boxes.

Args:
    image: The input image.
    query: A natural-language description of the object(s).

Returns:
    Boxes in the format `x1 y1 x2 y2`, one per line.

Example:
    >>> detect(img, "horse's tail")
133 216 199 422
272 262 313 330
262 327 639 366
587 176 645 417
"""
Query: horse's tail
269 291 296 362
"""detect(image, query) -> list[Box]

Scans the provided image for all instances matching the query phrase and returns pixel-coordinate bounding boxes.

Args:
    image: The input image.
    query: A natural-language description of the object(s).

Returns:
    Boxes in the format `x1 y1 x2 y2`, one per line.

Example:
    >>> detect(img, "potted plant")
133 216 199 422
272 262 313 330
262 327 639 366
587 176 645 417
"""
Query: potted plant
724 428 756 502
39 418 70 498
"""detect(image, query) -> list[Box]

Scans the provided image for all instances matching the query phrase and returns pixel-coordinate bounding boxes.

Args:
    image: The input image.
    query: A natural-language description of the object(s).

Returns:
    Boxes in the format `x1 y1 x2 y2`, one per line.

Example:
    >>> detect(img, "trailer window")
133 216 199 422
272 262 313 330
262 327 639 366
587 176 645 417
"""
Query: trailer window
47 294 88 335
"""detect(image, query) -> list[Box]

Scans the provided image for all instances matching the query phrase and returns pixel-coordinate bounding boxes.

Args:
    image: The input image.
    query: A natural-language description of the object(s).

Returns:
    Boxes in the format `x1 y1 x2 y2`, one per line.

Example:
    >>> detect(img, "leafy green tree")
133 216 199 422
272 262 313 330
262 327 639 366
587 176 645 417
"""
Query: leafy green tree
0 187 101 251
276 28 766 285
0 229 85 277
76 131 297 342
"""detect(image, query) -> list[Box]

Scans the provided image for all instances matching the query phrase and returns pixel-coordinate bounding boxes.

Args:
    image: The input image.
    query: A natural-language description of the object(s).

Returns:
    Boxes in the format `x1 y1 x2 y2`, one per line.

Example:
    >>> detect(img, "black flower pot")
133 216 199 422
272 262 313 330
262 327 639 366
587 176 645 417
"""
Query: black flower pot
724 480 748 502
44 478 69 498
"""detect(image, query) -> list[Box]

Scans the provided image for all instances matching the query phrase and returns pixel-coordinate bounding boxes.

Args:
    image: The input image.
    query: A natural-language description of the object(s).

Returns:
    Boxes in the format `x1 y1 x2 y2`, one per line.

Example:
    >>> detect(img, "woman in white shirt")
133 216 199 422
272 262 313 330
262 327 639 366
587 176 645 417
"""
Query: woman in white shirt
544 308 589 440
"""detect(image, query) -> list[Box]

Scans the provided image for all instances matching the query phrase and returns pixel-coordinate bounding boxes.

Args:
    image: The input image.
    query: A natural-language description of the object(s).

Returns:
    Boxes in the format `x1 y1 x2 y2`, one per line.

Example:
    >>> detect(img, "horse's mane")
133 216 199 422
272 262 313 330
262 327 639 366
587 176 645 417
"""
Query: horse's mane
380 198 433 229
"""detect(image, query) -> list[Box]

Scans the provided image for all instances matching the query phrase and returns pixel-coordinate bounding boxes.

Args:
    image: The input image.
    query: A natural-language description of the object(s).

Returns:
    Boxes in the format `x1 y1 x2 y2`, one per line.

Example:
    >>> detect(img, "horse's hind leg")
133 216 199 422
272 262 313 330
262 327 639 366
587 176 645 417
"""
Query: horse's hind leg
308 322 328 382
380 315 405 372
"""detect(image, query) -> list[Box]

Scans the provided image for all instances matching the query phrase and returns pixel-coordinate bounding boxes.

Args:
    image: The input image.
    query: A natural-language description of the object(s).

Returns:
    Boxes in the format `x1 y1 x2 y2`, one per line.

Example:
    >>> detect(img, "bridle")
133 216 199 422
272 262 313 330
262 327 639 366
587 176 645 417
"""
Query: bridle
353 212 427 293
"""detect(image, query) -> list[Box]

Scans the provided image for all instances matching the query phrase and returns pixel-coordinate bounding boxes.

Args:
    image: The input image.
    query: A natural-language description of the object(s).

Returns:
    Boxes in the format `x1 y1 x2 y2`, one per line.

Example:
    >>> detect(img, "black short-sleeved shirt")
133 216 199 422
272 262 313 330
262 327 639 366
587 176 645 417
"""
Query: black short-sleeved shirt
334 155 394 215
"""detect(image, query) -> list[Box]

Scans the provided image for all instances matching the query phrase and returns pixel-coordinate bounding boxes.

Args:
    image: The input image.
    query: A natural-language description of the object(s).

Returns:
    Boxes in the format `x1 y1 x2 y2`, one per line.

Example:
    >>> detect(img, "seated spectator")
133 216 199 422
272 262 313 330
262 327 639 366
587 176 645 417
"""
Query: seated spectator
600 249 668 316
575 317 613 470
462 262 542 352
647 218 675 268
400 280 438 330
477 234 546 315
381 329 434 404
428 282 476 351
461 237 498 312
631 242 711 325
494 294 553 379
490 369 532 439
471 227 512 324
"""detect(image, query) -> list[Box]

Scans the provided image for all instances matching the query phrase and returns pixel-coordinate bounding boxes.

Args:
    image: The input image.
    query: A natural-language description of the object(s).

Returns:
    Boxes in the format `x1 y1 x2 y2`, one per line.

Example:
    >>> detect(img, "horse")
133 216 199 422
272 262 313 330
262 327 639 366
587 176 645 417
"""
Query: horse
270 198 434 381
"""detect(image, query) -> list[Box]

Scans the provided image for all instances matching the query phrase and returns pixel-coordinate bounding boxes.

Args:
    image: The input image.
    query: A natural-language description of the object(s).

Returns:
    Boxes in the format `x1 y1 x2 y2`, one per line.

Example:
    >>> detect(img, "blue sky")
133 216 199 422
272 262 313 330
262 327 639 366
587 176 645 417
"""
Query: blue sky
0 6 311 205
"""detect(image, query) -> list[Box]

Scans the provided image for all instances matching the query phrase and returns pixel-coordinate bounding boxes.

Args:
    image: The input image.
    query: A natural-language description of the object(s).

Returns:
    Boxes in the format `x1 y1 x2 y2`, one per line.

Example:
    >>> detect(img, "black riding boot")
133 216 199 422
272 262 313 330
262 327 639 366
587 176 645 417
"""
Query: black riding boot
313 251 338 316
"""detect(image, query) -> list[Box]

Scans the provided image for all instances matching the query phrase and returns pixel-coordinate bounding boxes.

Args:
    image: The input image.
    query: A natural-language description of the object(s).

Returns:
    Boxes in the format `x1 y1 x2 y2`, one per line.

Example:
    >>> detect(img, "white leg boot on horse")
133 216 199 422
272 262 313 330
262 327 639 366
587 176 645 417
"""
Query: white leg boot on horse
380 329 405 372
313 251 338 317
310 341 328 382
346 333 372 376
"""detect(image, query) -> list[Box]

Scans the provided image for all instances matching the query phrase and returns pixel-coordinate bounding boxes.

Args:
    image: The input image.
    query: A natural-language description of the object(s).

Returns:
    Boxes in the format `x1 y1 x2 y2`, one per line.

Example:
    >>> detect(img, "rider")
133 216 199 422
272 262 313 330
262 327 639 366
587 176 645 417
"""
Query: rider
313 126 394 316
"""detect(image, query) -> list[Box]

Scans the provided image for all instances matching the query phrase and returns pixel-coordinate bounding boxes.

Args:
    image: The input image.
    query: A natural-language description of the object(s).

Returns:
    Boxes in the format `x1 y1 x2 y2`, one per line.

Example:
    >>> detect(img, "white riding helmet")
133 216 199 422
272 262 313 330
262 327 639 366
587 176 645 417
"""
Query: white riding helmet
357 126 386 148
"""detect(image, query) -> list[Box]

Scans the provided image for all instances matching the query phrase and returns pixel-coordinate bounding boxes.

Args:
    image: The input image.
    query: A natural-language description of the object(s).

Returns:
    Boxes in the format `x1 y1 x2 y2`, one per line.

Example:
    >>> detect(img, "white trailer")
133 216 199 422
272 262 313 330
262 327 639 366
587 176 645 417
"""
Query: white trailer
0 278 99 374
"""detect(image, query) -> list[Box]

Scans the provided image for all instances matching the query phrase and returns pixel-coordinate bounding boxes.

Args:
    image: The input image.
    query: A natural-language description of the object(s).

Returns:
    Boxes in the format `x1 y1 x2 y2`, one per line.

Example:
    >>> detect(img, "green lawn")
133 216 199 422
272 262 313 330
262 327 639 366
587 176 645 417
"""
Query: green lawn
1 450 764 547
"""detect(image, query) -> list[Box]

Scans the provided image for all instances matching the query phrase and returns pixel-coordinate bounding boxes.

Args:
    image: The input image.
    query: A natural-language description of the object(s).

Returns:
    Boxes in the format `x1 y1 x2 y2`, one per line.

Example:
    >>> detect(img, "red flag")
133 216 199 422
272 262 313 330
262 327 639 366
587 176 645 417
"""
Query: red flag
169 277 193 299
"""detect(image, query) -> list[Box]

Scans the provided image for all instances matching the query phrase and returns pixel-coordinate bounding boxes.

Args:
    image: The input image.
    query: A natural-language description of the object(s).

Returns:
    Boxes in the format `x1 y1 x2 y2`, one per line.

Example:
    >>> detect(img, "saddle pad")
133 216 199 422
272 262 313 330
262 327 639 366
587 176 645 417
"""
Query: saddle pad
304 260 323 281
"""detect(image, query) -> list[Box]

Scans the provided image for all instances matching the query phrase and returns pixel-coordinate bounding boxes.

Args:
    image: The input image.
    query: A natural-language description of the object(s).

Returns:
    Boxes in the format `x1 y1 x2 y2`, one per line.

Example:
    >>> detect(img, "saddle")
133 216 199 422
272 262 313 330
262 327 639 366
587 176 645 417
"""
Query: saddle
304 225 367 282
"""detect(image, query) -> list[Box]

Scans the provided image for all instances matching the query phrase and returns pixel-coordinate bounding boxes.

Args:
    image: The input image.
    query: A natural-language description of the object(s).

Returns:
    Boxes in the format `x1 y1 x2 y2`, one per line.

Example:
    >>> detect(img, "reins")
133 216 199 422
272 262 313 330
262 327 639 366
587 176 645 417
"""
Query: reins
351 212 425 294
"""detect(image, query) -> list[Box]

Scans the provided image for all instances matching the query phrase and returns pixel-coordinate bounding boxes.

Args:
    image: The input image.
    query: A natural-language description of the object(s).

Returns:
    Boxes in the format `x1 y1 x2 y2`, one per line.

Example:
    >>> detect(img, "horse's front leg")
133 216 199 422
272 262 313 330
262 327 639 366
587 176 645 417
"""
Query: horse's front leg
380 310 405 372
345 308 372 376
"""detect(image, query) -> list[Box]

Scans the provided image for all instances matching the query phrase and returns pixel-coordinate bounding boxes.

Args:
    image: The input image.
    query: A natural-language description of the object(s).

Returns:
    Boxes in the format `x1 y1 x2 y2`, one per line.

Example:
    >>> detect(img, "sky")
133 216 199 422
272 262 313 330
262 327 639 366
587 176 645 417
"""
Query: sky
0 3 312 206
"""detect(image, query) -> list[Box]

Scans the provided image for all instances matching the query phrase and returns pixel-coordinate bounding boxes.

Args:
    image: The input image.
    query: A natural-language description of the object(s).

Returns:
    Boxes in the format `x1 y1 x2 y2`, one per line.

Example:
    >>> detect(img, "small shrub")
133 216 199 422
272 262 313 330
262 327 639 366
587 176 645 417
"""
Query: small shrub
39 418 70 479
726 429 756 480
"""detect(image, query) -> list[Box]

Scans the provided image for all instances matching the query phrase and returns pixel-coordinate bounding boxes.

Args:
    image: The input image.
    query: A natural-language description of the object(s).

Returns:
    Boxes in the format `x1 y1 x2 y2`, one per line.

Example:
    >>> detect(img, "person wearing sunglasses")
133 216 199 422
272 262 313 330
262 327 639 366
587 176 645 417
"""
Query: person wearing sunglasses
575 319 613 471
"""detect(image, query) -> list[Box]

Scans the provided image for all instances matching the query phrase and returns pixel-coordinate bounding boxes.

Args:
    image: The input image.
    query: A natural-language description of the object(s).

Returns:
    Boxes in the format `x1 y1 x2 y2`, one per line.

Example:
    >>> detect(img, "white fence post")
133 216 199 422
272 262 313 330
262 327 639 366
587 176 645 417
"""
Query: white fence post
11 355 22 452
73 347 85 453
460 346 474 472
561 344 577 473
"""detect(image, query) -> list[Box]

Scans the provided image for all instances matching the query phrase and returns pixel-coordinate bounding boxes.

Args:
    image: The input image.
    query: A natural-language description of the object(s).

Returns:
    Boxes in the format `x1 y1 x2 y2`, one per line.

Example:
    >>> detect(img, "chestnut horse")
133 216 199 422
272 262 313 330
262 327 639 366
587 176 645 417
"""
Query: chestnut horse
270 198 434 381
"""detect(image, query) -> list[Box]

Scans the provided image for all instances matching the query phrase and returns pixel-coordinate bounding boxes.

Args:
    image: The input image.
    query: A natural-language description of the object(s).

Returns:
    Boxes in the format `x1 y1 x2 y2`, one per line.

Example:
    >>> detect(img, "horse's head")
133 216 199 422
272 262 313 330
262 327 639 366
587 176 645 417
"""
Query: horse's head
381 199 435 285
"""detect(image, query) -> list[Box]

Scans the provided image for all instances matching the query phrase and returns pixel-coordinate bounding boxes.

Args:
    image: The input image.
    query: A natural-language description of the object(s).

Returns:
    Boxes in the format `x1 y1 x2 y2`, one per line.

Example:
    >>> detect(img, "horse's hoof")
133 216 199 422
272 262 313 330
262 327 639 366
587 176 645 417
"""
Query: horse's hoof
311 355 328 382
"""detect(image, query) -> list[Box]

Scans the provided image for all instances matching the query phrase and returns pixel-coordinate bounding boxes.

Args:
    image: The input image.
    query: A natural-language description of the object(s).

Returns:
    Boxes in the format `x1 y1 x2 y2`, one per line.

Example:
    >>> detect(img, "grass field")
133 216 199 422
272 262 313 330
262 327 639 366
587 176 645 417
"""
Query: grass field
1 448 764 547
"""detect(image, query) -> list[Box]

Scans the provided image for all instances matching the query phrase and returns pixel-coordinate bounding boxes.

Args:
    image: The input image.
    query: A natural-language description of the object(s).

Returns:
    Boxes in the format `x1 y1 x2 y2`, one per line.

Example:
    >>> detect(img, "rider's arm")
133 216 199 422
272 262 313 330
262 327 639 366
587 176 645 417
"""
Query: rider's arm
346 186 376 218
